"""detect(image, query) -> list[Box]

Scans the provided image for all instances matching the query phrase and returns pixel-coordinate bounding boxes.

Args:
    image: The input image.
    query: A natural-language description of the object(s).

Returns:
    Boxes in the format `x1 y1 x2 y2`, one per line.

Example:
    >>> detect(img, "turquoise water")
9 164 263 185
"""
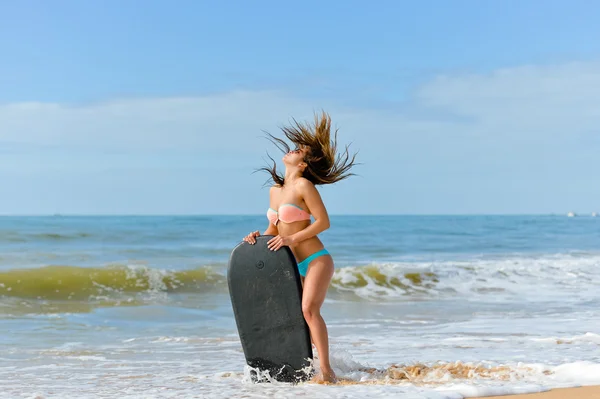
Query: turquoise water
1 215 600 398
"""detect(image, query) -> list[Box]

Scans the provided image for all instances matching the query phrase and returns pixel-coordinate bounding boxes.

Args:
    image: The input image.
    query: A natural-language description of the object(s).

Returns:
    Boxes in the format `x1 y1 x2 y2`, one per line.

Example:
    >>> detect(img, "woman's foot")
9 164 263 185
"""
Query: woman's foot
313 367 337 383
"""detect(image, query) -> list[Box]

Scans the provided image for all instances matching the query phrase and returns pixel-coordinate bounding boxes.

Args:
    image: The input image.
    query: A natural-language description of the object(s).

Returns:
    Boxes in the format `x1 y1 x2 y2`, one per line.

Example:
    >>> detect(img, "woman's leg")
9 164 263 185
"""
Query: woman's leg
301 254 335 382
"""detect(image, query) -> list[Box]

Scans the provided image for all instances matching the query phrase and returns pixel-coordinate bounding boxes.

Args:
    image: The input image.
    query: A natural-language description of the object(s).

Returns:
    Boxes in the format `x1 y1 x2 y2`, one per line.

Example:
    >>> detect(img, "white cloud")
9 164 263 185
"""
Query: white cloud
0 91 325 153
416 61 600 137
1 60 599 213
3 61 599 156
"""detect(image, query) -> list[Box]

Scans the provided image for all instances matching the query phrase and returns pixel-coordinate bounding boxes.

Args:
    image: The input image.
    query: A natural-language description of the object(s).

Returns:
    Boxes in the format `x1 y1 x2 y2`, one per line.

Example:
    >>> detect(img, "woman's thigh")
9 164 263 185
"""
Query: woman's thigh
302 255 334 308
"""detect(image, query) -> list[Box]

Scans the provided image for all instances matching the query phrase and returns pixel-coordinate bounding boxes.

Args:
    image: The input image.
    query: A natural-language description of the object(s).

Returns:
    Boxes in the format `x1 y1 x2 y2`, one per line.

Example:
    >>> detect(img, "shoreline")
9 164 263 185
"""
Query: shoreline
472 385 600 399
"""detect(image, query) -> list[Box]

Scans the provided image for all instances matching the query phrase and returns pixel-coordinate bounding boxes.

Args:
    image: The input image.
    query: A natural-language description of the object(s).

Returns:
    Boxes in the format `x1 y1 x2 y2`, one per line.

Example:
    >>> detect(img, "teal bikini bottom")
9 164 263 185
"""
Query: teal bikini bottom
297 248 330 277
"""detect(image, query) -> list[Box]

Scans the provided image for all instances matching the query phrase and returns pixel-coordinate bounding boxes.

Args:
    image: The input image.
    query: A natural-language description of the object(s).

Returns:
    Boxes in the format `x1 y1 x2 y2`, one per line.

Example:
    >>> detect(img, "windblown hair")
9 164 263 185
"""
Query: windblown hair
258 111 358 187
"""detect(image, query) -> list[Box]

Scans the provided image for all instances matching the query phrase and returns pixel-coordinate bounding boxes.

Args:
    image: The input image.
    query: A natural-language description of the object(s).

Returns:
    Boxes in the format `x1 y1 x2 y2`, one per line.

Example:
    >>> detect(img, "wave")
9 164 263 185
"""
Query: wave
0 265 225 301
33 232 93 240
0 231 93 242
531 332 600 346
0 264 442 303
331 253 600 300
328 360 600 396
330 265 439 298
338 362 525 384
1 253 599 304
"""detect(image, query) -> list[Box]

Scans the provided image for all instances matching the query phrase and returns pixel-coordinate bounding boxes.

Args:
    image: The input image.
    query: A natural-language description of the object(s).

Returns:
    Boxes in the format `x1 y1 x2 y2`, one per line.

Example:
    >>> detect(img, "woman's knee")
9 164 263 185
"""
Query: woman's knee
302 302 320 321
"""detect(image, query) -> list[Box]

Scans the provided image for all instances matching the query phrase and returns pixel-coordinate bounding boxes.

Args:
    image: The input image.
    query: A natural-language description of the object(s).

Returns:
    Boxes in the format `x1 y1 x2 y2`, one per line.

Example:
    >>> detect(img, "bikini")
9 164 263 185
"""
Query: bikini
267 204 330 277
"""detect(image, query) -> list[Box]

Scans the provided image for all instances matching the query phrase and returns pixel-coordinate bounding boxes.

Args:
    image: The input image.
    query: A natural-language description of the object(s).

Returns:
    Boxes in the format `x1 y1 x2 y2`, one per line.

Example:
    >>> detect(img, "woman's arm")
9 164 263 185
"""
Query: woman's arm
263 186 280 236
290 180 330 244
244 187 280 243
263 223 279 236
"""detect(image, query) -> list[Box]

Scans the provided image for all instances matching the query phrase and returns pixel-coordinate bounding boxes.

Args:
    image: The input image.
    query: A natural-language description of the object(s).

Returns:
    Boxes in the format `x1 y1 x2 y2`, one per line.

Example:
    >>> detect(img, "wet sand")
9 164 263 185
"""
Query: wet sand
473 385 600 399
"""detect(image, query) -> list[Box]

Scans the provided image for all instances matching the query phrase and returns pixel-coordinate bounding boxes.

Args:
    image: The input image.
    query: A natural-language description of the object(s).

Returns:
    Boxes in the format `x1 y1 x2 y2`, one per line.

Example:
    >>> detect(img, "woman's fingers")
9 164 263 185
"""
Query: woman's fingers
267 236 282 251
244 231 259 245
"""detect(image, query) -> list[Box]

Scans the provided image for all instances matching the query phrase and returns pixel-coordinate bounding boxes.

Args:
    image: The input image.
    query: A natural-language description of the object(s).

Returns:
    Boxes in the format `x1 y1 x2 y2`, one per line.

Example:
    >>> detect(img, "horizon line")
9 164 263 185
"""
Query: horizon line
0 213 594 217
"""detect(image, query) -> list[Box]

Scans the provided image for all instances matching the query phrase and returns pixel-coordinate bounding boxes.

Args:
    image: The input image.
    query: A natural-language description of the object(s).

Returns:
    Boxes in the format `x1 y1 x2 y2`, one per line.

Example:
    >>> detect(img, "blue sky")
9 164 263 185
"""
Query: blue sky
1 0 599 214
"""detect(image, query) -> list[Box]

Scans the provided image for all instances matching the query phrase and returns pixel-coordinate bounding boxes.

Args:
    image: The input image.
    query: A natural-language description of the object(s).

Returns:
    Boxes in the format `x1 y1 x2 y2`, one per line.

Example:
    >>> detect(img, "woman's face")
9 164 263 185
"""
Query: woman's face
283 146 308 166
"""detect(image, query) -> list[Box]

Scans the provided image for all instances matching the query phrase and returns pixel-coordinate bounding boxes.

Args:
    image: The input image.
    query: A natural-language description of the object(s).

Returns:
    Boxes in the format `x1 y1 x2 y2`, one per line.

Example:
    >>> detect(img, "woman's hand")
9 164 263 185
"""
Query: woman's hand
267 235 294 251
243 230 260 245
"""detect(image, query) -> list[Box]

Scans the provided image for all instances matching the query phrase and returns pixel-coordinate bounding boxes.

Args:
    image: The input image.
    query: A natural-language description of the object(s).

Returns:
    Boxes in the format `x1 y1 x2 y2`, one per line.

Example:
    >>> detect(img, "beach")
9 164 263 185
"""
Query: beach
473 385 600 398
1 215 599 398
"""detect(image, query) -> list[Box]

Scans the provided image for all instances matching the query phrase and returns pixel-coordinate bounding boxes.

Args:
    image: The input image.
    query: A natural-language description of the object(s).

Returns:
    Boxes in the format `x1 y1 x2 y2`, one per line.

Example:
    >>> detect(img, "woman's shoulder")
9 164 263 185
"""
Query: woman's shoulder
269 185 283 197
295 177 316 190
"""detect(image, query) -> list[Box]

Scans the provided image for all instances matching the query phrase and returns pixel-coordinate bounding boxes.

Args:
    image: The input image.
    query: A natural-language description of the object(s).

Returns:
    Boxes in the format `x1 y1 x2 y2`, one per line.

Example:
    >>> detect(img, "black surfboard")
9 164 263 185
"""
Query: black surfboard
228 235 313 382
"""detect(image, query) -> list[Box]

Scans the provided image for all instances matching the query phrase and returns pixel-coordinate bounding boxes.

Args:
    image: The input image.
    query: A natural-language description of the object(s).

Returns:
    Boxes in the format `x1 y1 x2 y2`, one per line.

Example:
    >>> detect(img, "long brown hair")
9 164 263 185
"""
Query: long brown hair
258 111 358 187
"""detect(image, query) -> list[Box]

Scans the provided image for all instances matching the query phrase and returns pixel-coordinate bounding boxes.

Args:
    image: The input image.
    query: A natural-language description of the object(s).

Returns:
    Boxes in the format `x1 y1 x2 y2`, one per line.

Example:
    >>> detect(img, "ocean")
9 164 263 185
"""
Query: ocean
1 215 599 398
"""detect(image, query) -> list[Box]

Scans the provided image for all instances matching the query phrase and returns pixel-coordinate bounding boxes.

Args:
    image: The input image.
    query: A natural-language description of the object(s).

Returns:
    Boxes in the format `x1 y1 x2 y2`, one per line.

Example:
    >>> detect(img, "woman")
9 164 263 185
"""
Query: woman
242 111 358 383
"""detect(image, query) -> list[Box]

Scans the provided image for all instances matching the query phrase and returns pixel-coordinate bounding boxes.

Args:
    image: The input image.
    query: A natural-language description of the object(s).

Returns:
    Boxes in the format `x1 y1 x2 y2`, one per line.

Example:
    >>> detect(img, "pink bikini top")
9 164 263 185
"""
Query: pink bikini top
267 204 311 225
